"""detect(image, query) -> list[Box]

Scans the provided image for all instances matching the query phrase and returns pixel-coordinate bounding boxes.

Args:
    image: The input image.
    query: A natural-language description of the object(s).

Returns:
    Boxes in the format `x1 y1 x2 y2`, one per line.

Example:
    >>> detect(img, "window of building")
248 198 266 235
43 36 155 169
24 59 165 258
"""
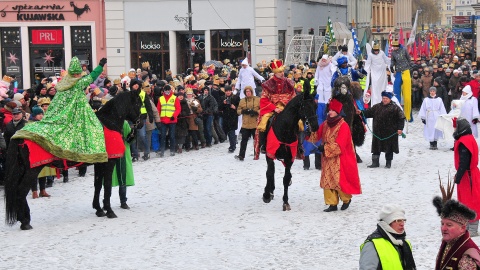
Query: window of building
130 32 169 77
468 12 472 15
29 27 65 85
447 16 452 25
1 27 23 88
460 12 464 15
278 30 286 61
71 26 92 72
211 29 250 64
446 3 451 10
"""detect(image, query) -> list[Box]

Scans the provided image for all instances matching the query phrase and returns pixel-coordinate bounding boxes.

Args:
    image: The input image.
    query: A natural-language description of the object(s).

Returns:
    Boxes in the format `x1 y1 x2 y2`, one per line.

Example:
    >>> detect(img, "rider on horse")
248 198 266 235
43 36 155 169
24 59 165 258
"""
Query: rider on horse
12 57 109 163
254 59 296 160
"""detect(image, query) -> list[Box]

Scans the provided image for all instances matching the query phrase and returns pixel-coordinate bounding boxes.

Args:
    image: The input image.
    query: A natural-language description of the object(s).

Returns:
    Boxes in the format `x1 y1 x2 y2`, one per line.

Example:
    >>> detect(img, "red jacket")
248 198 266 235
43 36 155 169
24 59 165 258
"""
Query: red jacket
467 79 480 98
156 93 181 124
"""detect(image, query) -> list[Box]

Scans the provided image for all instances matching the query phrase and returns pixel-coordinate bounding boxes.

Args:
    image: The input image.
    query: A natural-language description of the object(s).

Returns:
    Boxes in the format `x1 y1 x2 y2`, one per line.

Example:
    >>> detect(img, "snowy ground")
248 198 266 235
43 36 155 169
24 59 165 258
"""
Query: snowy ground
0 110 479 269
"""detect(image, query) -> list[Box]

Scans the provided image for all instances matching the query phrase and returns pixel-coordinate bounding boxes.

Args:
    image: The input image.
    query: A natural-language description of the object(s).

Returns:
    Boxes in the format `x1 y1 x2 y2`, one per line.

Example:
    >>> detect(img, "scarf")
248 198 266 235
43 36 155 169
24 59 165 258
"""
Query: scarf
13 119 22 127
326 115 342 127
377 221 417 270
460 94 472 100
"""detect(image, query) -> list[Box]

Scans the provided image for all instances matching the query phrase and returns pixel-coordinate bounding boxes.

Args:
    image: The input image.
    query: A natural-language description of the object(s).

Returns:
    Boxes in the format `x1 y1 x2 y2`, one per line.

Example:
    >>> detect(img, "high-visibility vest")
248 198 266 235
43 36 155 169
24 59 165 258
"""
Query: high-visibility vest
360 238 412 270
359 76 367 90
139 90 146 114
159 95 177 117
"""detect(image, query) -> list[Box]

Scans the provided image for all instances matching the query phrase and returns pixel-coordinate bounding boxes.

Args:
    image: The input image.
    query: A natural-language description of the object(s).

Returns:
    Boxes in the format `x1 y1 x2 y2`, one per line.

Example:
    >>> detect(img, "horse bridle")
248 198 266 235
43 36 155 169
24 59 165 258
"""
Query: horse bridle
300 98 317 131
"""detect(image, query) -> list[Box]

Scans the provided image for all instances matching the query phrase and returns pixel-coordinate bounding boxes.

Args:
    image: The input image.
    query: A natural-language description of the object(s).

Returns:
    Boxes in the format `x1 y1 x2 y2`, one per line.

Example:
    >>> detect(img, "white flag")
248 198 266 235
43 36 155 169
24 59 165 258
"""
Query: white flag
407 10 420 46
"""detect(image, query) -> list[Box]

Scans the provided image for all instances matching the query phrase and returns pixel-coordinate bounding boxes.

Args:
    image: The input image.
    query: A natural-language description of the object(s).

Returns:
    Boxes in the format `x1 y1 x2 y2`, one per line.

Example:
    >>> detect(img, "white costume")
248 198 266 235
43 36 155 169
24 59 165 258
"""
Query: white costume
364 50 391 106
459 86 480 137
332 51 357 68
234 58 265 99
419 96 447 142
435 99 465 140
314 55 335 103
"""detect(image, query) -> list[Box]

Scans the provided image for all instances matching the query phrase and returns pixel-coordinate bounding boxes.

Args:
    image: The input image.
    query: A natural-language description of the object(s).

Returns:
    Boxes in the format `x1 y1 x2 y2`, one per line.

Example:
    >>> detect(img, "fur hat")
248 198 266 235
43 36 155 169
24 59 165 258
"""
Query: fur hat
328 98 343 114
4 101 17 111
433 197 476 225
243 85 254 95
379 204 406 224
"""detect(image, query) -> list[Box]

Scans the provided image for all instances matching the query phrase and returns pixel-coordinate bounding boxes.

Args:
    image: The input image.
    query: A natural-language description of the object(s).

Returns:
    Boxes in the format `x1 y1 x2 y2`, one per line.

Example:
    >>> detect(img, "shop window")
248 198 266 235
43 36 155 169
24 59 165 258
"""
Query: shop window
1 27 23 88
130 32 170 77
211 29 250 65
278 30 286 61
71 26 92 72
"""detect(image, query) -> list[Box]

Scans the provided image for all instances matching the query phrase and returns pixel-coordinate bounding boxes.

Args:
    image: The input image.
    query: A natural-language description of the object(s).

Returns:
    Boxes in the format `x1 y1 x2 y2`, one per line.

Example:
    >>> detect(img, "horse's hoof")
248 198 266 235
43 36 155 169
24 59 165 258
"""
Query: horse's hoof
20 224 33 230
263 193 274 203
95 210 106 217
283 204 291 211
106 212 117 219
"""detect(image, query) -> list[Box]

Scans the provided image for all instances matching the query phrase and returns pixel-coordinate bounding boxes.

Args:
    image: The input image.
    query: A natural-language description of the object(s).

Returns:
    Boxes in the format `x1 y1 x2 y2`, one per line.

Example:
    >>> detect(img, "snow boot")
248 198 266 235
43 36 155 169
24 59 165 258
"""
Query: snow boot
429 142 434 150
367 155 380 168
323 205 338 212
432 141 438 150
385 160 392 169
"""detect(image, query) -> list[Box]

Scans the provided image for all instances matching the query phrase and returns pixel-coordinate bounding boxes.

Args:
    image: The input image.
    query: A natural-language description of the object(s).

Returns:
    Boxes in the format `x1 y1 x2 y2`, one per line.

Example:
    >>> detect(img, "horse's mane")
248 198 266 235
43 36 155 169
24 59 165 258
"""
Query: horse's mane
96 92 131 132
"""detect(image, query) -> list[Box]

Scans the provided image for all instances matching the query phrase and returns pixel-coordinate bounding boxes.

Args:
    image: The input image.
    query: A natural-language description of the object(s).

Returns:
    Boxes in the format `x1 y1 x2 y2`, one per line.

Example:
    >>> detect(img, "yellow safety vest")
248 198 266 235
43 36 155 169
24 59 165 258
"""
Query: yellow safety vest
359 76 367 90
159 95 177 117
360 238 412 270
139 90 146 114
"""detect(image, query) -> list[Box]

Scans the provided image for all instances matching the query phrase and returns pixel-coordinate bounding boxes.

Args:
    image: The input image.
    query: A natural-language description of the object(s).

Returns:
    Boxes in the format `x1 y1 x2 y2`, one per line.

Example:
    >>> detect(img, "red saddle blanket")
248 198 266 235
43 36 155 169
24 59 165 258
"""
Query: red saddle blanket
26 126 125 168
266 128 298 166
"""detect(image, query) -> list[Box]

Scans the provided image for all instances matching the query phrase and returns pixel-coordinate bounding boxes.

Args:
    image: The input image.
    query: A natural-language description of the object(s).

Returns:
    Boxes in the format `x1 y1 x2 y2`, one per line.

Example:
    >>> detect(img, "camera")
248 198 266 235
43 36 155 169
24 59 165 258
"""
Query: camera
225 96 231 105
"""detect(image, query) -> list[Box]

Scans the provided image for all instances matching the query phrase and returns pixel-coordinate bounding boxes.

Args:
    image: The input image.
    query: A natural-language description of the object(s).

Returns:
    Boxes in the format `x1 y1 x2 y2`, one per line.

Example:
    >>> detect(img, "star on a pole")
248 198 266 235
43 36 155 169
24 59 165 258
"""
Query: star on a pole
7 52 19 65
43 53 55 64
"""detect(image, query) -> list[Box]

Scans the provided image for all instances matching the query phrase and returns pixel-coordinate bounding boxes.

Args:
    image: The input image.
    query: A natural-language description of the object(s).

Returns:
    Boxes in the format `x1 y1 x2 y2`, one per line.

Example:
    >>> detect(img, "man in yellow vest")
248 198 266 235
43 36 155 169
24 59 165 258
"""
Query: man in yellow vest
359 204 416 269
156 85 181 157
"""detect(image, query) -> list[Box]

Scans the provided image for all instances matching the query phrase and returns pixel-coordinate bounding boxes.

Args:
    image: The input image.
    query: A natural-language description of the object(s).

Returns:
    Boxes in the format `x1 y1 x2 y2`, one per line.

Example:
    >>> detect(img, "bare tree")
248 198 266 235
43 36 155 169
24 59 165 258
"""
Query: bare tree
413 0 440 27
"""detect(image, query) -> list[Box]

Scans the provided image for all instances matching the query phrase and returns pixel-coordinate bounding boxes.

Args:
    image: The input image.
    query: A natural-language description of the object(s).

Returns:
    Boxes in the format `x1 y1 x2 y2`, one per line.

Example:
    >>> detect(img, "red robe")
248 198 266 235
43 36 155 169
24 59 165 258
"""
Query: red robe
467 79 480 98
454 134 480 221
259 75 295 116
317 118 362 195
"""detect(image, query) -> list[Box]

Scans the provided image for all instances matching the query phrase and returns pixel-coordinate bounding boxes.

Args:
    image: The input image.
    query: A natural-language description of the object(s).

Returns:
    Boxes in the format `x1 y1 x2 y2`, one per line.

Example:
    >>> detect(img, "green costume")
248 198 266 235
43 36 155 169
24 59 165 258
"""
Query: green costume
13 57 107 163
112 121 134 187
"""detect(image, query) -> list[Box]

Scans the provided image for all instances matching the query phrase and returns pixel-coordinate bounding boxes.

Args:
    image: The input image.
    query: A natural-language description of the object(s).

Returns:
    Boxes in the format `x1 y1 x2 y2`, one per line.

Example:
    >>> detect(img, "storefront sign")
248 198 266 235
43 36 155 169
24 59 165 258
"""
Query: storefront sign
0 2 92 21
220 39 242 48
31 29 63 45
140 41 162 50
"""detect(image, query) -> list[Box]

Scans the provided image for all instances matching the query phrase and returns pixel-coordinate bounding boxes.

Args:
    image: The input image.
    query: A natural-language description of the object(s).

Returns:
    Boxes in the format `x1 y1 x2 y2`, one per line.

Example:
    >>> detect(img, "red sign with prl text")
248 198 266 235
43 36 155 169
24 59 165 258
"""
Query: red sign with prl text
31 29 63 45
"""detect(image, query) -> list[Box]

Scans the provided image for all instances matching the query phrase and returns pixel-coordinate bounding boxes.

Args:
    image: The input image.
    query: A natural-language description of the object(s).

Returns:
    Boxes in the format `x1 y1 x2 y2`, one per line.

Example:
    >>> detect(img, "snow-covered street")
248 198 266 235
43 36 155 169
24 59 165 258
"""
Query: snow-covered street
0 111 478 269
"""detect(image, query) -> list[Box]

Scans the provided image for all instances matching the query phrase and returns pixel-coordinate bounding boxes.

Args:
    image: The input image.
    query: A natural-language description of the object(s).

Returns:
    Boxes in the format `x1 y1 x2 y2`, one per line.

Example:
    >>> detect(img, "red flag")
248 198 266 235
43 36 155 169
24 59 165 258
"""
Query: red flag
399 28 404 46
449 38 455 55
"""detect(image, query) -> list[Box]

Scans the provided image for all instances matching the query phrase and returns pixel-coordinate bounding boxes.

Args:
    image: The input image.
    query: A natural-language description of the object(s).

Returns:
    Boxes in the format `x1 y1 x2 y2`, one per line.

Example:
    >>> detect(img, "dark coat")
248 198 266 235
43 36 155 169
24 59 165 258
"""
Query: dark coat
175 99 190 139
199 93 218 115
363 102 405 154
4 119 26 148
220 94 240 132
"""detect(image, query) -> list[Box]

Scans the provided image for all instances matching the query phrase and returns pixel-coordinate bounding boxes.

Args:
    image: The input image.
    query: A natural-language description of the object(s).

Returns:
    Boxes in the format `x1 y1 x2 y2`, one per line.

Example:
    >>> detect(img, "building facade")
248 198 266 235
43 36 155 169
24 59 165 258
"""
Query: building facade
0 0 107 89
105 0 347 77
456 0 475 16
439 0 456 27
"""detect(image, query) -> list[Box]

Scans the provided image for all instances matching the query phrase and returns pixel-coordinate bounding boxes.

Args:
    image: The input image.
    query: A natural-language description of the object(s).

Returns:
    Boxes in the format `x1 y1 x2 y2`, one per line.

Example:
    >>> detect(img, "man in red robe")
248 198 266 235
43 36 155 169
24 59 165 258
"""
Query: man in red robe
254 59 296 160
317 98 361 212
453 118 480 236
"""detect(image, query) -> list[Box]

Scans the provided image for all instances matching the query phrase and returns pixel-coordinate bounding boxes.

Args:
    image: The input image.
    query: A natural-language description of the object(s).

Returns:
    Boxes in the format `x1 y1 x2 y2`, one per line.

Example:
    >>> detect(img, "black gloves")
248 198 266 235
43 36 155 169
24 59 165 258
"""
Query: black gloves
126 130 136 144
170 116 175 121
156 122 162 130
318 144 325 152
241 109 248 115
242 109 259 117
421 119 426 125
473 119 479 124
99 58 107 67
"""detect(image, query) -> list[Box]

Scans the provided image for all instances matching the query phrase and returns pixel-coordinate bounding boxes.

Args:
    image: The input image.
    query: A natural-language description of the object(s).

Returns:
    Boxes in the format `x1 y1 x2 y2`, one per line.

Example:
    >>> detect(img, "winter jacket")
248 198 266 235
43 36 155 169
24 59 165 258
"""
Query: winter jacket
219 94 240 132
186 98 203 131
237 96 260 129
146 98 160 131
199 93 218 115
420 74 433 98
157 92 181 124
4 118 26 147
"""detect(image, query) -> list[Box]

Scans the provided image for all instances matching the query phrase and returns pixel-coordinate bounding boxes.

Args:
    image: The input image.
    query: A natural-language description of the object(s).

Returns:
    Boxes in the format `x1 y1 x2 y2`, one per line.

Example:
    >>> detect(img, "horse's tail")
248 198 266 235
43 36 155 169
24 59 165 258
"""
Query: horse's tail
4 139 23 226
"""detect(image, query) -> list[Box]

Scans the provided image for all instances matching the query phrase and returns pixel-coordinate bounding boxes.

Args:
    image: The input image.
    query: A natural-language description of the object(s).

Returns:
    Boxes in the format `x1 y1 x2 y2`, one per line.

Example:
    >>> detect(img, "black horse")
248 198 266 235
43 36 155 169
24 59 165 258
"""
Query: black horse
5 91 143 230
262 89 319 211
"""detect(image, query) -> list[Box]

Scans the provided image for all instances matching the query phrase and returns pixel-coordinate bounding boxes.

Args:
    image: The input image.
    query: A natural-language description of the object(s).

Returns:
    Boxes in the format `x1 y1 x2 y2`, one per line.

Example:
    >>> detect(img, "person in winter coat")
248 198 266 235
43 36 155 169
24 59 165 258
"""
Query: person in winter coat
175 93 190 153
433 77 449 112
156 85 181 157
112 121 135 210
235 86 259 161
411 70 423 109
453 76 469 101
185 88 203 150
198 87 218 147
220 86 240 153
362 91 405 168
4 107 26 148
359 204 416 270
420 68 433 98
459 85 480 138
452 118 480 237
317 98 361 212
143 83 161 160
419 87 446 150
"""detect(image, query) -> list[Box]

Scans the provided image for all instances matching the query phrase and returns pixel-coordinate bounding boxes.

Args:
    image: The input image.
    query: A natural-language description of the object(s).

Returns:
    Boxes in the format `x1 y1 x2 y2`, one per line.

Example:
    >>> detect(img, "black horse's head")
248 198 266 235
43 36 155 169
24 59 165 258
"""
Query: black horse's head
96 90 143 132
300 89 319 133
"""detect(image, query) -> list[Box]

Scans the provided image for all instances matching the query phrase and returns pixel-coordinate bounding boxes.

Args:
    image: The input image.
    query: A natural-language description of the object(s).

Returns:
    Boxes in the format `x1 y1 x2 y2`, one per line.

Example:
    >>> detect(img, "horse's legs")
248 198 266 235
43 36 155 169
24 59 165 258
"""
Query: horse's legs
102 159 117 219
282 160 293 211
17 167 43 230
263 157 275 203
93 164 106 217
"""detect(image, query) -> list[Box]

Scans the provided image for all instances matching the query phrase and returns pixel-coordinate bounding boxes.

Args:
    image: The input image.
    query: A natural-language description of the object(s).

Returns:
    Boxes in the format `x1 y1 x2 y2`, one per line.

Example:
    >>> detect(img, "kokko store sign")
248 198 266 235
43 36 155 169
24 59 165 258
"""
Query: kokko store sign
0 2 92 21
